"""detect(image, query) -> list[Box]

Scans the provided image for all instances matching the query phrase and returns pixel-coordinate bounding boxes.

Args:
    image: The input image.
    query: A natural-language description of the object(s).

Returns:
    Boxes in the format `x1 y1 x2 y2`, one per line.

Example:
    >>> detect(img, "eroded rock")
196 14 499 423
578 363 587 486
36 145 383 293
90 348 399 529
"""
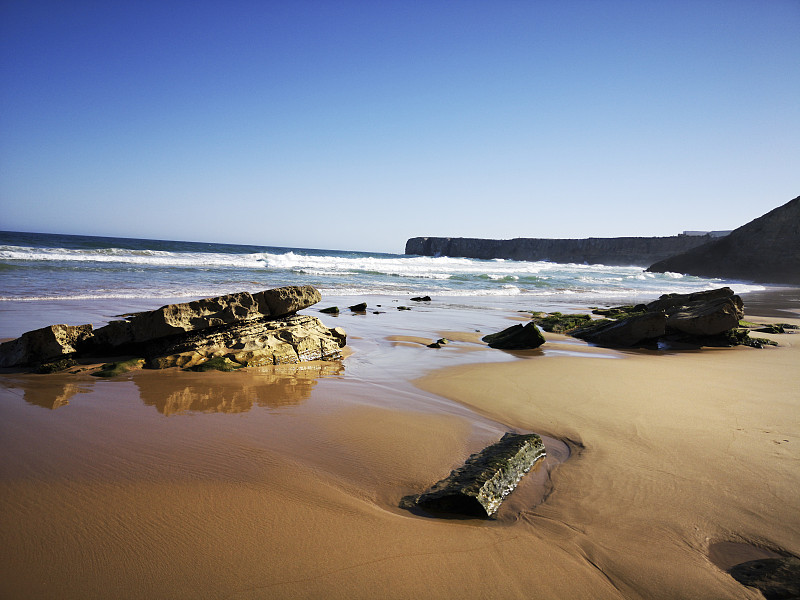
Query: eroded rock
400 433 546 518
0 324 94 368
0 286 345 372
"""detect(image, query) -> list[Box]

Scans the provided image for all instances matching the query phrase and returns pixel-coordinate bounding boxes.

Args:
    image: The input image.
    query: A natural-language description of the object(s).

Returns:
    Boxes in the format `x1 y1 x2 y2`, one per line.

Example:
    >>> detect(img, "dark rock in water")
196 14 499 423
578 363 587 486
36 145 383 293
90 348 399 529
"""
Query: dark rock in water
0 324 94 368
411 296 432 302
729 556 800 599
397 306 412 311
319 306 339 314
572 312 667 347
400 432 546 518
348 302 368 312
427 338 449 348
482 322 546 349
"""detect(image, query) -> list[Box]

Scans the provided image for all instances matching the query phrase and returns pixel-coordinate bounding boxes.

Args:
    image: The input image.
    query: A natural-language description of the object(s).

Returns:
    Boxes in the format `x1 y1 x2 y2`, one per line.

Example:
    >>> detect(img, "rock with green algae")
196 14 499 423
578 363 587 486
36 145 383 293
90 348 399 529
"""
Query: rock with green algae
92 358 146 378
35 358 80 374
186 357 242 372
531 312 593 333
400 433 546 518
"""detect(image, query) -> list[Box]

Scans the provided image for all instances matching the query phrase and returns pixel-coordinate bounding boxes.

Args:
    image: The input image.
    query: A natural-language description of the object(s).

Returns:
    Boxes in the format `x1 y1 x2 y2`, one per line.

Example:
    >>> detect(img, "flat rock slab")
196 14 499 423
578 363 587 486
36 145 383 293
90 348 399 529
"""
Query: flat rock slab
400 432 546 518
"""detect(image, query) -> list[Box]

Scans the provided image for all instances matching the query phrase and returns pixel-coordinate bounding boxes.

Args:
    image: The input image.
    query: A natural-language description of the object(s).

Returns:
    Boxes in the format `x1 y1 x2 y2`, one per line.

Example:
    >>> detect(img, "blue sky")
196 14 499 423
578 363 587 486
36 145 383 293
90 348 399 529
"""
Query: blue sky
1 0 798 253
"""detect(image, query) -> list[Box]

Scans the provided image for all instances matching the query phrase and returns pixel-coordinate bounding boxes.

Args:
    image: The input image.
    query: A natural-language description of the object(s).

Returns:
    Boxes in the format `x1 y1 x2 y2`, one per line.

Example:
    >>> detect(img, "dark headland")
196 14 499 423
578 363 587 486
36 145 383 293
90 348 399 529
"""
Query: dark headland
647 195 800 285
406 195 800 285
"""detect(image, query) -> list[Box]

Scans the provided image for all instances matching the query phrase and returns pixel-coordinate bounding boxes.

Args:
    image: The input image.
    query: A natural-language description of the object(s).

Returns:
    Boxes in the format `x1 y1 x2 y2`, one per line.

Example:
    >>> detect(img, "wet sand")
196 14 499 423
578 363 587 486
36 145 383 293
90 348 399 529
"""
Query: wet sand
1 294 798 598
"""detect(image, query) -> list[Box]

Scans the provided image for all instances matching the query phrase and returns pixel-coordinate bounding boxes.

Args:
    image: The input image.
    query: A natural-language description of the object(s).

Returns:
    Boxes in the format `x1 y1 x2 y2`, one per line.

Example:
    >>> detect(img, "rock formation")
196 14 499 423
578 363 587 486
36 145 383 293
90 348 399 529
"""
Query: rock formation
400 432 546 518
0 285 346 371
405 235 714 267
648 195 800 284
535 287 773 349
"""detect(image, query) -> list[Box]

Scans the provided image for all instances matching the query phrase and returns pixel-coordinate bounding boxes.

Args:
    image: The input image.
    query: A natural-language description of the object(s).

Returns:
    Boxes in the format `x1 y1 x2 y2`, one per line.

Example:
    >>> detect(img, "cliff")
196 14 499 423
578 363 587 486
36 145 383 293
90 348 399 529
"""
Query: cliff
648 196 800 284
405 235 714 267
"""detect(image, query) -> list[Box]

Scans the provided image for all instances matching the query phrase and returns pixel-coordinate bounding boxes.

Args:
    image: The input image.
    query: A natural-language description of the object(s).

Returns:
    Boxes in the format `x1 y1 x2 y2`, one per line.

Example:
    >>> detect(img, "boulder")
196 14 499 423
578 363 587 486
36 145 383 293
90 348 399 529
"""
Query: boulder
482 322 546 350
644 287 736 313
400 433 546 517
349 302 368 312
665 295 744 336
0 324 94 368
572 312 667 347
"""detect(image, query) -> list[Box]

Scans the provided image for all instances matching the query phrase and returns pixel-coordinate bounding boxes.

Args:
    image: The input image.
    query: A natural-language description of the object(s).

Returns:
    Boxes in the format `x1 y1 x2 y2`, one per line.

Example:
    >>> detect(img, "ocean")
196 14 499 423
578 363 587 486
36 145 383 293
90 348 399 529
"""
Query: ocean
0 230 769 339
0 230 765 302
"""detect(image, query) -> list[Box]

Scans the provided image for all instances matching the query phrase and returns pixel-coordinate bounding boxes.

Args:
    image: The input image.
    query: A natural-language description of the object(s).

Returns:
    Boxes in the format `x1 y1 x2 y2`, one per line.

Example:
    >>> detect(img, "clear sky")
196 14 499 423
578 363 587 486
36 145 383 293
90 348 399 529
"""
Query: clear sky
1 0 798 253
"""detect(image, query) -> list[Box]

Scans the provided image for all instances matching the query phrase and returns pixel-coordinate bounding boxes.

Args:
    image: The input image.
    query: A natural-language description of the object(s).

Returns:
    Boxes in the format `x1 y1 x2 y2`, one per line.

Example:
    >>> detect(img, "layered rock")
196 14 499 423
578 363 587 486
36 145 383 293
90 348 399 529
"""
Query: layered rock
406 235 713 267
648 195 800 284
572 312 667 347
0 286 345 371
567 287 751 348
400 433 546 518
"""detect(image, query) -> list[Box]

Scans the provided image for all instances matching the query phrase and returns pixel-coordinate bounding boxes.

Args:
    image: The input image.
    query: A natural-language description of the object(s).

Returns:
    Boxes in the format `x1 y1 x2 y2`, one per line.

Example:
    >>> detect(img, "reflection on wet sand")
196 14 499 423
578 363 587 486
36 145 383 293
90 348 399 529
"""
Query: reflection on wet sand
134 361 344 415
0 377 93 410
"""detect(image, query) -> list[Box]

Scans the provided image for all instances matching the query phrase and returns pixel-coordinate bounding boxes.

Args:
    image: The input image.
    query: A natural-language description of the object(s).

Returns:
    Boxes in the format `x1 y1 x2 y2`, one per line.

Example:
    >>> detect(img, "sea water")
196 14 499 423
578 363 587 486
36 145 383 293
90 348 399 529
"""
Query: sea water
0 231 764 302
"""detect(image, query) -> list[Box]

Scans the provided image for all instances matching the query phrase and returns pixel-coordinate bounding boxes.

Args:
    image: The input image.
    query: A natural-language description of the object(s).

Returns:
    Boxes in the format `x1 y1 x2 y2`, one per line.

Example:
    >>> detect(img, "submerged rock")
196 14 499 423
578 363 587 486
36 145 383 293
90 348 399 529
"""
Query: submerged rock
400 432 546 518
482 322 545 350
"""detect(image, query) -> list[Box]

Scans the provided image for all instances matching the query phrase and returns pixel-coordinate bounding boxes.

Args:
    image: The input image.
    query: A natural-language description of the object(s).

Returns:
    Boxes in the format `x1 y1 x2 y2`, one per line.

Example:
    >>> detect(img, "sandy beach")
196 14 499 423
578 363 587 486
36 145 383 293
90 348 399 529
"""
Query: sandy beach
1 294 798 599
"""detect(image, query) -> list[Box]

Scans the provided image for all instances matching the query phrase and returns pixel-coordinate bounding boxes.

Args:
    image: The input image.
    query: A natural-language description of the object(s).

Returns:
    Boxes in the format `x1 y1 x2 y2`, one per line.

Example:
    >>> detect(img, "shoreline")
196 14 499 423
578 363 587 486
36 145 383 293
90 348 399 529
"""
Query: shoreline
1 291 798 598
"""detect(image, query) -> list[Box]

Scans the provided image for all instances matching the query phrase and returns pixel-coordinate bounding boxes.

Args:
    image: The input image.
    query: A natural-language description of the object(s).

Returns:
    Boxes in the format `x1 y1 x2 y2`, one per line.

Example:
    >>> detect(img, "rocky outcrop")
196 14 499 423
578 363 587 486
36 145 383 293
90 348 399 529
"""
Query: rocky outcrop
648 196 800 284
93 286 321 349
0 286 346 371
400 433 546 518
554 287 756 348
405 235 714 267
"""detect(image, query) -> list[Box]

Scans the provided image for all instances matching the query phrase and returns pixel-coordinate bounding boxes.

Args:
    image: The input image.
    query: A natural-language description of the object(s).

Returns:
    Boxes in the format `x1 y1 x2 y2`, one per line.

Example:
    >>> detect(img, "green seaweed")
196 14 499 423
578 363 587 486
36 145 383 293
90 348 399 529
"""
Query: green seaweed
92 358 146 377
532 312 593 333
186 356 242 372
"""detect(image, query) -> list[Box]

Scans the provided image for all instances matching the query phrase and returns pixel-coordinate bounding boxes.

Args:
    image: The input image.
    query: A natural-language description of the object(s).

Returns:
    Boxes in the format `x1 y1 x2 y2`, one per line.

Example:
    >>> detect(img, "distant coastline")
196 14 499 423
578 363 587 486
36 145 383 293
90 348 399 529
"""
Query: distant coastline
405 235 716 267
